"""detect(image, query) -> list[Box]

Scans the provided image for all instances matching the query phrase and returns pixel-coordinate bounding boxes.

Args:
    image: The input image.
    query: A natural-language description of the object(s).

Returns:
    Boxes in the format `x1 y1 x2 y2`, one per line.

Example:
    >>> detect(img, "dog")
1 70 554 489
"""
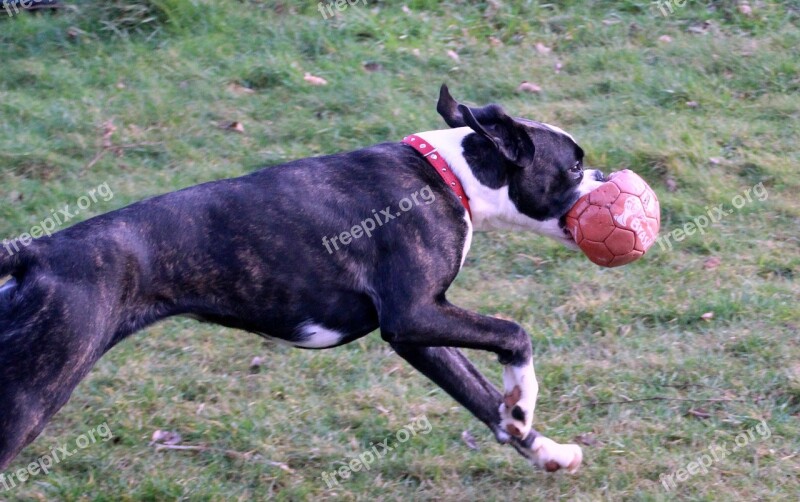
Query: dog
0 85 605 473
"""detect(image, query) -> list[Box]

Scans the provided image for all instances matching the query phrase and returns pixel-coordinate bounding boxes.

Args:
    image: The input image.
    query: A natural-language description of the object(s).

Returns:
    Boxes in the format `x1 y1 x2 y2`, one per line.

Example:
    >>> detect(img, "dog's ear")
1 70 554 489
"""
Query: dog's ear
457 103 536 166
437 84 465 128
437 84 506 128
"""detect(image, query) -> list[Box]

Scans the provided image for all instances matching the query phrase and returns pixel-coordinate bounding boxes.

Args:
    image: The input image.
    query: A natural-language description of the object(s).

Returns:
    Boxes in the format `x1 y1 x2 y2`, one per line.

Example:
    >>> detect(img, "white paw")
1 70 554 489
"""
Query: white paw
499 361 537 438
530 436 583 473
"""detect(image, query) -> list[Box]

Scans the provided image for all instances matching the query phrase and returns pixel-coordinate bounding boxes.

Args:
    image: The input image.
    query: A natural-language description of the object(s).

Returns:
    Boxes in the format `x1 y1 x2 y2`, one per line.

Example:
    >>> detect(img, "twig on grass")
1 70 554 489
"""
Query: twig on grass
152 443 294 472
86 142 162 170
588 396 748 407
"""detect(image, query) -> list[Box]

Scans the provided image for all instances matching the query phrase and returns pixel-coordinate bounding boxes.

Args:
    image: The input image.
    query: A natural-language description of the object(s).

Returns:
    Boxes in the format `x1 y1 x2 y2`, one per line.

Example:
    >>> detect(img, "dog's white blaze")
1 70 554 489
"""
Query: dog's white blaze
460 212 472 269
538 122 576 143
295 323 344 348
415 128 565 241
515 118 577 144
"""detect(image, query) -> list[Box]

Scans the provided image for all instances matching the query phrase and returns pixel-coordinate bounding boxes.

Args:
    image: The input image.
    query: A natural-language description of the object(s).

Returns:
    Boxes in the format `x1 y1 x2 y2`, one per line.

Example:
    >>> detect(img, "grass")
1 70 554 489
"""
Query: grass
1 0 798 500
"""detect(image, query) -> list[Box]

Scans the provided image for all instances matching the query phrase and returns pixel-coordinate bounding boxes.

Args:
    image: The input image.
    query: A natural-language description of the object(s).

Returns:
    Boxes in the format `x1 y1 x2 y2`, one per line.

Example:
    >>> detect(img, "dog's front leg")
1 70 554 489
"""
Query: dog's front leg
382 301 538 439
390 344 582 472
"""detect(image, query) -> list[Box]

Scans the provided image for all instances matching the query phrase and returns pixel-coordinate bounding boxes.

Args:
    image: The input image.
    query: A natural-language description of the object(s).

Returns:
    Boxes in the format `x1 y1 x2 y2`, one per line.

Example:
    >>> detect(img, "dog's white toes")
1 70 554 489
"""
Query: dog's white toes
531 436 583 473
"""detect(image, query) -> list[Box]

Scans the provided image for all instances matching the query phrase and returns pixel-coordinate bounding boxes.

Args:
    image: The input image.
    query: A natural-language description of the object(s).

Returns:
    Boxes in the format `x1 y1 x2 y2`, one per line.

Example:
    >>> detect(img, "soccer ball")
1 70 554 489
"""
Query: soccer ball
565 169 660 267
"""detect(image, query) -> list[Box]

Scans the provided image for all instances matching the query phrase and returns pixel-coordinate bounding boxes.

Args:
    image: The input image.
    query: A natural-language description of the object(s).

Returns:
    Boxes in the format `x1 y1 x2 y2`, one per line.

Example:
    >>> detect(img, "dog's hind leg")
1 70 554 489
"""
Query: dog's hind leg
390 344 582 473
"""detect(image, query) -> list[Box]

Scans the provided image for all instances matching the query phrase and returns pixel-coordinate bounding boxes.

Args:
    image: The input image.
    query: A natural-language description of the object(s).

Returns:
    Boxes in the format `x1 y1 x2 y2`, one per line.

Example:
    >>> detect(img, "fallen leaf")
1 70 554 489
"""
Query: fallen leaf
461 430 479 450
665 177 678 192
385 364 402 376
704 257 722 270
687 408 712 419
701 312 714 321
574 433 599 447
492 313 514 321
554 61 563 73
658 35 673 43
376 405 391 415
363 61 383 72
446 50 460 62
101 120 117 149
268 460 294 473
687 21 715 35
227 82 255 95
150 430 182 446
517 81 542 93
402 5 411 14
221 121 245 133
686 101 699 108
709 157 724 165
535 42 551 54
602 19 621 26
303 72 328 86
250 356 265 372
484 0 501 19
738 3 752 16
488 36 503 47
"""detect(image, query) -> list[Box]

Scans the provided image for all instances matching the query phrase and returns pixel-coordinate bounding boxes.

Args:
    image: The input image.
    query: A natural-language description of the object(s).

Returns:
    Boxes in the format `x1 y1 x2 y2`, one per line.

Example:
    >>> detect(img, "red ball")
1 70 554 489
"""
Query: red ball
565 170 660 267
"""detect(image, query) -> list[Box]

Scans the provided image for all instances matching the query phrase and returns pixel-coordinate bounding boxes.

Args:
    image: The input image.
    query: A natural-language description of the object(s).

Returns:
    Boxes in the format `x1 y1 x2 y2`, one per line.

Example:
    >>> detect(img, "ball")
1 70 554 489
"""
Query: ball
565 169 660 267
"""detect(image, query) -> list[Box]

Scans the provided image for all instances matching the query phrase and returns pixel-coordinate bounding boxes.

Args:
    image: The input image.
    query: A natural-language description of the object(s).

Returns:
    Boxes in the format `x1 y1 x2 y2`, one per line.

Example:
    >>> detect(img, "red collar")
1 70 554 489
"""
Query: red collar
402 134 472 219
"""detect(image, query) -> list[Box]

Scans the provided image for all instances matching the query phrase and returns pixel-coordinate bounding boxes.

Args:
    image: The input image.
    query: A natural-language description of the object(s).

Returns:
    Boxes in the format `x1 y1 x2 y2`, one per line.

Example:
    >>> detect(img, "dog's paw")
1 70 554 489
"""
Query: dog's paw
528 436 583 474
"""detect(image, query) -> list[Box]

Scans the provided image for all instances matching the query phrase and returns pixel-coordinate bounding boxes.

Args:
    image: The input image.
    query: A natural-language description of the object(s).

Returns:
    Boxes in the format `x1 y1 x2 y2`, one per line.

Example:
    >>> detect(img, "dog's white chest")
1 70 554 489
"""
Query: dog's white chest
294 323 344 348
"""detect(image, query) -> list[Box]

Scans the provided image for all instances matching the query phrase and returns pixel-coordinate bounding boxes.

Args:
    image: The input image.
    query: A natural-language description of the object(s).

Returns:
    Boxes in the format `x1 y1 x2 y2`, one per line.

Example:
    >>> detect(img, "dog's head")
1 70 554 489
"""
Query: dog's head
436 85 605 246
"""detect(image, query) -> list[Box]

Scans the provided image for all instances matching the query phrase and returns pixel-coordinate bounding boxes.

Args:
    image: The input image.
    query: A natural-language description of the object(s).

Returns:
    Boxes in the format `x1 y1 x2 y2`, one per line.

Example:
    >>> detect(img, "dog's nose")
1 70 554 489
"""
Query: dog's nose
593 170 606 182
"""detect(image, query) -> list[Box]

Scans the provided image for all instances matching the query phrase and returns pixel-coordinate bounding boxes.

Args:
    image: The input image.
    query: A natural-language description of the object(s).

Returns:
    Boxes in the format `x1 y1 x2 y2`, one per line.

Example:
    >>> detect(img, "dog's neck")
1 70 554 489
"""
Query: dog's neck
414 128 565 240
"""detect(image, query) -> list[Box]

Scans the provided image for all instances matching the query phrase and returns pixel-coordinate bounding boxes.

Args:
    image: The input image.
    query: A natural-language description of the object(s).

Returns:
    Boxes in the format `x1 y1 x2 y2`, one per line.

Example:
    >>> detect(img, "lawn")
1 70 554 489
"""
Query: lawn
0 1 798 500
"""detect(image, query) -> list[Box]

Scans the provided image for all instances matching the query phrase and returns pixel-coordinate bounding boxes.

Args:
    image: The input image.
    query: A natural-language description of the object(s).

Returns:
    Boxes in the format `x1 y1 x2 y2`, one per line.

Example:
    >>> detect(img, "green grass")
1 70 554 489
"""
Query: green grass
1 0 798 500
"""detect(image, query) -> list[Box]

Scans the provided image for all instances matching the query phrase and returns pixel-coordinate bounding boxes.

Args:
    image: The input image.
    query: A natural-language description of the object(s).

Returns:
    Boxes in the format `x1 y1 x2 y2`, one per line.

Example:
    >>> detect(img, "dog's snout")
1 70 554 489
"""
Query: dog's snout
593 170 605 182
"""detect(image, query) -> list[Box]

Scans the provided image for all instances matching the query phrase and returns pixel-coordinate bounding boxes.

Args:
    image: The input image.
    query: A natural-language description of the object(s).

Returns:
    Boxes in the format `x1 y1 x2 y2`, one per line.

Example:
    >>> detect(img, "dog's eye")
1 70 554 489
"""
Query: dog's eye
570 161 583 177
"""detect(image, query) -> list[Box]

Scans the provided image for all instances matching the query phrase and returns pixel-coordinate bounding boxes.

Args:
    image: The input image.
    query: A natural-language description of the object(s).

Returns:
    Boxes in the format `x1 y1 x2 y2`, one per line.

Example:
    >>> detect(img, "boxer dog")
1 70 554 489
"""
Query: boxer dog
0 85 605 473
